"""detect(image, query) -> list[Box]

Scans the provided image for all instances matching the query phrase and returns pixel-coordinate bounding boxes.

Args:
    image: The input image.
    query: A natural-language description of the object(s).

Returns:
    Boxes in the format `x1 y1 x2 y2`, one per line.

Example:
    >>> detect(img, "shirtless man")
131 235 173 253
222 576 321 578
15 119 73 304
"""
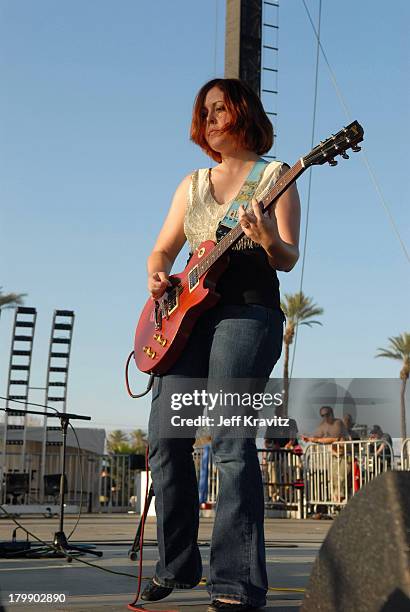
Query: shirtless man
302 406 351 503
302 406 347 444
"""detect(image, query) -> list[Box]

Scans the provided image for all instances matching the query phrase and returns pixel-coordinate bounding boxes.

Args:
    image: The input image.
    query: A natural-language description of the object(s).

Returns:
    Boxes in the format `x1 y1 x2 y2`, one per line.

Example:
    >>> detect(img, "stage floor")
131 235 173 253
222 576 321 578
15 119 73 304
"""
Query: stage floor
0 515 331 611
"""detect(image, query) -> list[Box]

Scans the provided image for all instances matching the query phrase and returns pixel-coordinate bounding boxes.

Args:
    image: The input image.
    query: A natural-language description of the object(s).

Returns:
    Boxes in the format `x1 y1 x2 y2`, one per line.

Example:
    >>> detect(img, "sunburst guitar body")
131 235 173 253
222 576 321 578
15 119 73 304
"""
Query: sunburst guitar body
134 241 227 374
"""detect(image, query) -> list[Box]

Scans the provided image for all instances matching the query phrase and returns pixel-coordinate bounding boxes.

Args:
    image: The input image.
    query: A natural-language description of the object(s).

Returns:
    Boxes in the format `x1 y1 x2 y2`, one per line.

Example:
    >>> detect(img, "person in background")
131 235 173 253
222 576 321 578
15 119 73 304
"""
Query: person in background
302 406 347 444
263 418 301 502
301 406 351 503
342 413 362 493
369 424 393 469
343 413 361 440
264 417 299 450
99 468 116 507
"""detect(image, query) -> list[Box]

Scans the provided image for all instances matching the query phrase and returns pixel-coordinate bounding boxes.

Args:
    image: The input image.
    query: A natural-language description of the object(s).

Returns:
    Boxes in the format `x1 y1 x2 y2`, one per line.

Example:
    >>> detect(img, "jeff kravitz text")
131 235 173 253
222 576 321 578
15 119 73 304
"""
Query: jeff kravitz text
171 415 290 427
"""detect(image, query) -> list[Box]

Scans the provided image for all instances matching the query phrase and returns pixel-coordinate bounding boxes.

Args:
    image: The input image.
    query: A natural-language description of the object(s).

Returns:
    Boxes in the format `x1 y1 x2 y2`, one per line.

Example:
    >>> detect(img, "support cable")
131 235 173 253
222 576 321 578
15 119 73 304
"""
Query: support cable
301 0 410 266
291 0 409 378
289 0 322 380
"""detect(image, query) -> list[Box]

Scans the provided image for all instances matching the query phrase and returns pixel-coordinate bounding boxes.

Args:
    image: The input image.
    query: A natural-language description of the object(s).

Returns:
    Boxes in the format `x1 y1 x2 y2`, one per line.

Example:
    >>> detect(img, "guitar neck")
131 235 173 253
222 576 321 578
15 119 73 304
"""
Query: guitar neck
197 158 306 276
258 159 305 214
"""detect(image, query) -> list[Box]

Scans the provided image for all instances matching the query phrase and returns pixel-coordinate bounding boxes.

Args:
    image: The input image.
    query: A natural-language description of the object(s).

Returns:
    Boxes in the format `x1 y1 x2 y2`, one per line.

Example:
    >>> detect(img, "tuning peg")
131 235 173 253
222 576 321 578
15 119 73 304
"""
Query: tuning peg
351 145 361 152
341 152 350 159
328 159 338 166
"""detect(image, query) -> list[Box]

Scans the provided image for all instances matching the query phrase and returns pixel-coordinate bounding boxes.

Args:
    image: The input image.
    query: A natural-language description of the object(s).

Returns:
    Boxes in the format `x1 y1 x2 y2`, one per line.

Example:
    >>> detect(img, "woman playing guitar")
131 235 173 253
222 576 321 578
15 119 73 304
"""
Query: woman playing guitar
141 78 301 612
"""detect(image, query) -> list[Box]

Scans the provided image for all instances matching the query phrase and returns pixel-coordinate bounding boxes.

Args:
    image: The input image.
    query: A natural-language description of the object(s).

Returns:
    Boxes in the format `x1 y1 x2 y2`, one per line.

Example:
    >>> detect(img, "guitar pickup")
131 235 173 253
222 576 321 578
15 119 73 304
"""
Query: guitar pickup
165 291 178 316
153 333 167 347
143 346 156 359
188 265 199 292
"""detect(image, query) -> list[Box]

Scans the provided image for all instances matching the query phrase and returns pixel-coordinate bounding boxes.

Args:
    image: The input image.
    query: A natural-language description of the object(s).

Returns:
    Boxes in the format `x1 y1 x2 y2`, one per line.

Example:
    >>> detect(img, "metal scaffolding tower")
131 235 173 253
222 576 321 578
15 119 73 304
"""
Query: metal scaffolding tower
261 0 279 158
224 0 279 157
40 310 75 500
1 307 37 500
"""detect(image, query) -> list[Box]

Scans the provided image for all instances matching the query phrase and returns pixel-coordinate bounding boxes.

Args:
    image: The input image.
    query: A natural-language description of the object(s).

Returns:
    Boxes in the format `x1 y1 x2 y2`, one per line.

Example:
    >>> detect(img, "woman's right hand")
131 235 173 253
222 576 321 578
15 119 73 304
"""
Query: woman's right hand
148 272 172 300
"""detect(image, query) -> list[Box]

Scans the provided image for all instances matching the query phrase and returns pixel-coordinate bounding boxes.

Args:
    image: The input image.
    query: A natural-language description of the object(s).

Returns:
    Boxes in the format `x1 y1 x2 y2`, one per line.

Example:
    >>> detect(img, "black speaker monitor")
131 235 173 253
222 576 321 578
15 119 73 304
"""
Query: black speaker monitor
5 473 29 495
129 454 146 470
44 474 67 496
302 471 410 612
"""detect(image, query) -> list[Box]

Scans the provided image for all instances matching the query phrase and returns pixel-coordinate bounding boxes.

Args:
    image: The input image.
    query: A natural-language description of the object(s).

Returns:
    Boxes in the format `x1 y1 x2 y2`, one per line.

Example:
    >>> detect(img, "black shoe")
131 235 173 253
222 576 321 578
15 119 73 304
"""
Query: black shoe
140 578 173 601
208 600 256 612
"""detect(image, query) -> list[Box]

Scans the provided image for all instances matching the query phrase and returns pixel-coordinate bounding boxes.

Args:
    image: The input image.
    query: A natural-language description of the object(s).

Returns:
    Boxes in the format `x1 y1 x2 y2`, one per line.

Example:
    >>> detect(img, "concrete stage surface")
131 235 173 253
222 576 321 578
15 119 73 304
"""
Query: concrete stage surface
0 515 331 611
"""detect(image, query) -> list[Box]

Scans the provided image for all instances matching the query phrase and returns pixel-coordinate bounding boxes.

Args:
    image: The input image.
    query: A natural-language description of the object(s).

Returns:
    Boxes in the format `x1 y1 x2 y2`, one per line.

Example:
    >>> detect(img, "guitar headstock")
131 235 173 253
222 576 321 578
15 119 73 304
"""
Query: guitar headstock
303 120 364 168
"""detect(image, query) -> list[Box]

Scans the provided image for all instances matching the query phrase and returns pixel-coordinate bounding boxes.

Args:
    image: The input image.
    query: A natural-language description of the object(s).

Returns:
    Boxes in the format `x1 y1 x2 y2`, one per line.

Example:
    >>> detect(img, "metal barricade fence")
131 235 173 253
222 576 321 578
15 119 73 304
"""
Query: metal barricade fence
0 453 142 512
0 452 149 512
0 451 101 509
260 448 304 518
192 446 304 518
98 454 139 512
2 441 397 516
401 438 410 470
1 447 304 516
304 439 394 513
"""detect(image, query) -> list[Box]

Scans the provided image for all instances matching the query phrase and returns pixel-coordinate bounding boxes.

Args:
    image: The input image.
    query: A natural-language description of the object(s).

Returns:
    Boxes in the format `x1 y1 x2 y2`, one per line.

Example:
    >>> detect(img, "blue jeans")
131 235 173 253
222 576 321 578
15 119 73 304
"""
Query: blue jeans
148 304 284 607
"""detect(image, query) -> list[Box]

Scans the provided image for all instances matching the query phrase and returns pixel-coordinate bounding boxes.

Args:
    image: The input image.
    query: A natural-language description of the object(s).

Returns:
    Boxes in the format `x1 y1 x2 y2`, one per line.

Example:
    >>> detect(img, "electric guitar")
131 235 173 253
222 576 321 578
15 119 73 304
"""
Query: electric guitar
134 120 364 374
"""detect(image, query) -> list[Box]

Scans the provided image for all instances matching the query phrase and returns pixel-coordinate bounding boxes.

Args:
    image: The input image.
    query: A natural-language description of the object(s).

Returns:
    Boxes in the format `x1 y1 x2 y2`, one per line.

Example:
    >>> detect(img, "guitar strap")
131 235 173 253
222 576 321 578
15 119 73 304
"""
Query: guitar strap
215 159 268 243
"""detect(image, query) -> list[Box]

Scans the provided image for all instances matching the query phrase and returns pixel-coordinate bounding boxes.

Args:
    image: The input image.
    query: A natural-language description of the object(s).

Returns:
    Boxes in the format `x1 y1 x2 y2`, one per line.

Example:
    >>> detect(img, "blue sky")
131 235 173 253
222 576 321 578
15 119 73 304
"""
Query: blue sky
1 1 409 433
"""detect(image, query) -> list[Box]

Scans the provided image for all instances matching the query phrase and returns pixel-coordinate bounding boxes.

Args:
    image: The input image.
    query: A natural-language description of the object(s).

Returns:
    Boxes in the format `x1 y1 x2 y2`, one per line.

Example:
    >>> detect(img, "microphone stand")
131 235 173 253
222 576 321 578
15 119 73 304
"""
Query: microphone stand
0 406 102 558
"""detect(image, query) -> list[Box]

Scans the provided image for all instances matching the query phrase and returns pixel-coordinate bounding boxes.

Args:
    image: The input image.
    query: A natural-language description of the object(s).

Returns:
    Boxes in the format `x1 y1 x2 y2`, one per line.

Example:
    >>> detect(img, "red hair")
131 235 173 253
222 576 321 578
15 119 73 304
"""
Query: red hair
190 78 273 163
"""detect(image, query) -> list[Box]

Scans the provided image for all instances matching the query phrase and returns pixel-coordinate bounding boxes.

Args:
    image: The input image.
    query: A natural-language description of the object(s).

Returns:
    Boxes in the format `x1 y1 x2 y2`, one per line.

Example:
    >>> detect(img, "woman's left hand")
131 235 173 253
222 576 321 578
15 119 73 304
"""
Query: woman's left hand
238 198 279 250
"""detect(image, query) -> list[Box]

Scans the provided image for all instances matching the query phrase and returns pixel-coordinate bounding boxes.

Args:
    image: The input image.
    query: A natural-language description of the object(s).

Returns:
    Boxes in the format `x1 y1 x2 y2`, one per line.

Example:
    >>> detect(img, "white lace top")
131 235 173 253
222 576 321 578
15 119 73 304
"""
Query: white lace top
184 160 285 251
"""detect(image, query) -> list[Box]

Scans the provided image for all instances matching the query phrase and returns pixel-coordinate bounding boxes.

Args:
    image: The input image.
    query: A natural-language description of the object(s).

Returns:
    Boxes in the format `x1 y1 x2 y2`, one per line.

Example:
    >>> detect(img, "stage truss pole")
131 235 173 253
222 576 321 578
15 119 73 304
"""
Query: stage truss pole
40 310 75 501
224 0 279 158
1 307 37 502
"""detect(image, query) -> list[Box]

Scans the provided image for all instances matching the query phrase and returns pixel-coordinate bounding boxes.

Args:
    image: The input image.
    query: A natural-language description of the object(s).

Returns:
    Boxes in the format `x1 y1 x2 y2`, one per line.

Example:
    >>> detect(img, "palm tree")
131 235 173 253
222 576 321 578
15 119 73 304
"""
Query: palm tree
0 289 26 352
376 333 410 440
280 291 324 415
107 429 129 454
110 440 135 455
0 288 26 317
130 428 148 453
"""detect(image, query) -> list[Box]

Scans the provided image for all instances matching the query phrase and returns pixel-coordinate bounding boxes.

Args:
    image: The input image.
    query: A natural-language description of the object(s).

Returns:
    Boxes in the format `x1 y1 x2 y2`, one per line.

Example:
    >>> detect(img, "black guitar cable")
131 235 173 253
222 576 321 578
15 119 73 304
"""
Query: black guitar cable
125 351 155 398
